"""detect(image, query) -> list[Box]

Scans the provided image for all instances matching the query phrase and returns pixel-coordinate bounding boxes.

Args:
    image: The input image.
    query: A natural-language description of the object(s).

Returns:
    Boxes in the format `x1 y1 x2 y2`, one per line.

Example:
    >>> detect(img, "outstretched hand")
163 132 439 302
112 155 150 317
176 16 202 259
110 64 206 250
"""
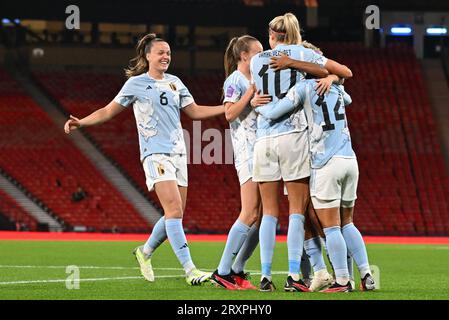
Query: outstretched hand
250 90 272 108
64 115 82 134
269 53 292 71
315 75 338 96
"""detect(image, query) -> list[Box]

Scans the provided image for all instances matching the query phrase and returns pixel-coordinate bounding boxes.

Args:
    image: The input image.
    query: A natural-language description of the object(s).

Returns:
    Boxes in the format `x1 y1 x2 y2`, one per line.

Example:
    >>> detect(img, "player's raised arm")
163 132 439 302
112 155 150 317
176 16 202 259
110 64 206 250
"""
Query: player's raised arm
324 59 352 79
224 85 255 122
64 101 125 134
253 83 305 120
270 54 329 78
182 102 225 120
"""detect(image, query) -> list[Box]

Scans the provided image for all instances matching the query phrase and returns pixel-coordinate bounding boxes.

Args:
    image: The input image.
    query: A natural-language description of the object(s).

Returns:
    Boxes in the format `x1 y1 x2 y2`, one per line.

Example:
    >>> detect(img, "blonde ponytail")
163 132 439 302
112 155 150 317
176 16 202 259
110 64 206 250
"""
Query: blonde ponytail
269 12 302 45
302 40 323 55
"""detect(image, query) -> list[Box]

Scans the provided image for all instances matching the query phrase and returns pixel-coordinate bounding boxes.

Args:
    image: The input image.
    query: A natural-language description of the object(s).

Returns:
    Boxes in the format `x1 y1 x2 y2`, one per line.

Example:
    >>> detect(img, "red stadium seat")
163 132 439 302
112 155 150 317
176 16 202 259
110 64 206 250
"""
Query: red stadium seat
0 68 149 233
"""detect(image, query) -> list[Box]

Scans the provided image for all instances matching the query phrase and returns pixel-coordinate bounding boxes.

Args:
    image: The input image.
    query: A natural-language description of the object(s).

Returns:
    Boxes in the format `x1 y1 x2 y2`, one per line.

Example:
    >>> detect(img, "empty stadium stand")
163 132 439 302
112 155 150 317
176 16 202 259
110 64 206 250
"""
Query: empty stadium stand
0 189 38 231
0 68 149 233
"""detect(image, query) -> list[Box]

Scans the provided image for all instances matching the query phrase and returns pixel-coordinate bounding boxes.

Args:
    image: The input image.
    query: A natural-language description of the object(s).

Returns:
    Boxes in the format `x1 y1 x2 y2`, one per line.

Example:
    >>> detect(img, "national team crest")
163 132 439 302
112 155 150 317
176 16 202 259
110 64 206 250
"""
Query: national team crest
169 83 177 91
157 164 165 176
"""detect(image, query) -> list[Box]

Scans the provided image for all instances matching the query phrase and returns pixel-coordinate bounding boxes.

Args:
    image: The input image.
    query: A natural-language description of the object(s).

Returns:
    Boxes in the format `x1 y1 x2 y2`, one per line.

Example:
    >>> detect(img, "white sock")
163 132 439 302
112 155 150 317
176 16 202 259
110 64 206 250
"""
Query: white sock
360 265 371 279
336 277 349 286
184 262 196 275
261 275 272 282
289 273 300 281
143 247 154 257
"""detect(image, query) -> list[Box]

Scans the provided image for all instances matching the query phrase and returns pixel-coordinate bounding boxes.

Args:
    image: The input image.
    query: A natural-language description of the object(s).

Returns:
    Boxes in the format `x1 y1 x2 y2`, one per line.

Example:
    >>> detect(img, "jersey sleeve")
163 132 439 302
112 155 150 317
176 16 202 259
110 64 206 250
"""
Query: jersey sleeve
249 56 259 88
113 78 137 107
176 78 195 108
303 47 328 67
340 86 352 106
256 82 306 120
223 76 243 104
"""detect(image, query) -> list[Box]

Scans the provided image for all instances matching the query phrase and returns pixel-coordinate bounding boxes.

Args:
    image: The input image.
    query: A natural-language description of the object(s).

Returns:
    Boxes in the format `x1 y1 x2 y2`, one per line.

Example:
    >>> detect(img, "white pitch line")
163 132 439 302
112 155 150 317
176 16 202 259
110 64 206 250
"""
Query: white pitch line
0 274 182 285
0 272 289 286
0 265 289 286
0 265 139 270
0 265 187 271
0 265 288 275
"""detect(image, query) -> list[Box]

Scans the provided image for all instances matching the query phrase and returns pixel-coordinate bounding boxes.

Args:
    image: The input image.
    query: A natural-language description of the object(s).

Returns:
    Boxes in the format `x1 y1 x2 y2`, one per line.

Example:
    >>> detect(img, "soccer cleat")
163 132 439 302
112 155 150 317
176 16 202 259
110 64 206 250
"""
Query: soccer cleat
231 271 257 290
284 276 311 292
360 273 376 291
186 269 212 286
350 278 355 291
259 277 276 292
320 281 351 293
210 270 240 290
309 269 333 292
303 277 312 289
133 246 154 282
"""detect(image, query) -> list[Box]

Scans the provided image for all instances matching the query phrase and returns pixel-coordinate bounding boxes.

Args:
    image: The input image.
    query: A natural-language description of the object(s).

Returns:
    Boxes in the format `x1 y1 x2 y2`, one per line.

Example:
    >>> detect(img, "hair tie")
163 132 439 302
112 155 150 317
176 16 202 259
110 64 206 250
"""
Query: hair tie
270 28 286 35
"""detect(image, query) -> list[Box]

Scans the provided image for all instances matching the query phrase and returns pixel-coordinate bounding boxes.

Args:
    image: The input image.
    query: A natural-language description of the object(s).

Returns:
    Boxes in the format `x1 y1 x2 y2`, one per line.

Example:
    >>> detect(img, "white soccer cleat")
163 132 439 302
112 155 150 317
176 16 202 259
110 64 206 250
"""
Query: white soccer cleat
186 269 212 286
133 245 154 282
360 273 376 291
309 269 333 292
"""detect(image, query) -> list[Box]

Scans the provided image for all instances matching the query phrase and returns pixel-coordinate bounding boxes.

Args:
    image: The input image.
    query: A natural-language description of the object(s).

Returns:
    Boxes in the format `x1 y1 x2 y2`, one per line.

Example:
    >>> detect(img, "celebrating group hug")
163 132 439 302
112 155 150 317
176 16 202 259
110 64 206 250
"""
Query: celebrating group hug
64 11 376 293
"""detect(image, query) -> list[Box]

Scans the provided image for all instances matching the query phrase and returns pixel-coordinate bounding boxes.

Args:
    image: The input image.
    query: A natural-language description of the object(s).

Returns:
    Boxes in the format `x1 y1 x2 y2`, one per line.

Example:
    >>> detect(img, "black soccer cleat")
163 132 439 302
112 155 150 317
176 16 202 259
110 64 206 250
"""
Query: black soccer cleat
259 277 276 292
284 276 311 292
210 270 240 290
320 281 352 293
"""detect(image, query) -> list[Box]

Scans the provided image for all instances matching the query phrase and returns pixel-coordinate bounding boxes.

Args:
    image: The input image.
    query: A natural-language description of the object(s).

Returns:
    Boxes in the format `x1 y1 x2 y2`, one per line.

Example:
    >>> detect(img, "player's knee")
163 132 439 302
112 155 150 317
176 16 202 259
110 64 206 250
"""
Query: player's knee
162 198 183 218
239 209 259 226
340 201 355 226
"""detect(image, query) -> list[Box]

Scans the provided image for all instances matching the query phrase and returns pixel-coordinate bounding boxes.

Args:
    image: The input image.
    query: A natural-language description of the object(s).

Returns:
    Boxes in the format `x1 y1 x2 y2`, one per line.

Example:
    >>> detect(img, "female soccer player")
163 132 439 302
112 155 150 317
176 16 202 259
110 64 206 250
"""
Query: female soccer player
255 75 375 292
250 12 352 292
64 33 225 286
210 35 262 290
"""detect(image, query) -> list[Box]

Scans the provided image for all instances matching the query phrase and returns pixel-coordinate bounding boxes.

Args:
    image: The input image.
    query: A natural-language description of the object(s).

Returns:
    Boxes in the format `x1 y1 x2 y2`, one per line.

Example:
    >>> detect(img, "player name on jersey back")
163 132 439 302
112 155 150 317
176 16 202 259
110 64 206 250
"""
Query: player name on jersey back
257 49 292 58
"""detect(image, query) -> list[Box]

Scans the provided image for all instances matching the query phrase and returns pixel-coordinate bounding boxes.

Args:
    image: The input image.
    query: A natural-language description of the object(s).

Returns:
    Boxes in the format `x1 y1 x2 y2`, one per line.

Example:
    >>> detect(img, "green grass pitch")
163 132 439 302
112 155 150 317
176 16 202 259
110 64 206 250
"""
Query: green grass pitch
0 240 448 300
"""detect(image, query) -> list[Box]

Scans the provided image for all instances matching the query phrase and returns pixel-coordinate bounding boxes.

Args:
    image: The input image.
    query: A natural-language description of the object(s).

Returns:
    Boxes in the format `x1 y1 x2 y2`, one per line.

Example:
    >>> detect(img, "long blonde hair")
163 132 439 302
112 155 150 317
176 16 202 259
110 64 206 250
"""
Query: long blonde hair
125 33 166 78
269 12 302 45
224 35 258 78
302 40 323 55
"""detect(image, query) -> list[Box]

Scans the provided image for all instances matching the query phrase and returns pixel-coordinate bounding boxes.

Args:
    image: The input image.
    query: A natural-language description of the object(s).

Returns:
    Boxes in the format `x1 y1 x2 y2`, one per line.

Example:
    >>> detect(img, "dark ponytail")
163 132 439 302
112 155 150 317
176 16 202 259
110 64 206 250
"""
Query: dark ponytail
223 35 258 78
224 37 239 78
125 33 165 78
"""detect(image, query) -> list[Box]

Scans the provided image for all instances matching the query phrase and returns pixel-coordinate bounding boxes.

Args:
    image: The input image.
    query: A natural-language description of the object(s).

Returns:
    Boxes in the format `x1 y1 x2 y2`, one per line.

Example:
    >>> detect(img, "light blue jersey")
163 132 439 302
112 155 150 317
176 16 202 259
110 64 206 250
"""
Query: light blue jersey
250 44 328 140
114 72 194 161
223 70 257 168
257 79 355 169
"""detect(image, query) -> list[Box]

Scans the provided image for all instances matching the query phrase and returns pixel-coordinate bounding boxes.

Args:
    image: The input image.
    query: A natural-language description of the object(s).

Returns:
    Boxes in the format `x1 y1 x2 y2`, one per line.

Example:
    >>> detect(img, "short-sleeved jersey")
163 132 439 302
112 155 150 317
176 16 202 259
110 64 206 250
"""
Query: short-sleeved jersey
250 44 328 140
257 79 354 168
223 70 257 168
114 72 194 161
